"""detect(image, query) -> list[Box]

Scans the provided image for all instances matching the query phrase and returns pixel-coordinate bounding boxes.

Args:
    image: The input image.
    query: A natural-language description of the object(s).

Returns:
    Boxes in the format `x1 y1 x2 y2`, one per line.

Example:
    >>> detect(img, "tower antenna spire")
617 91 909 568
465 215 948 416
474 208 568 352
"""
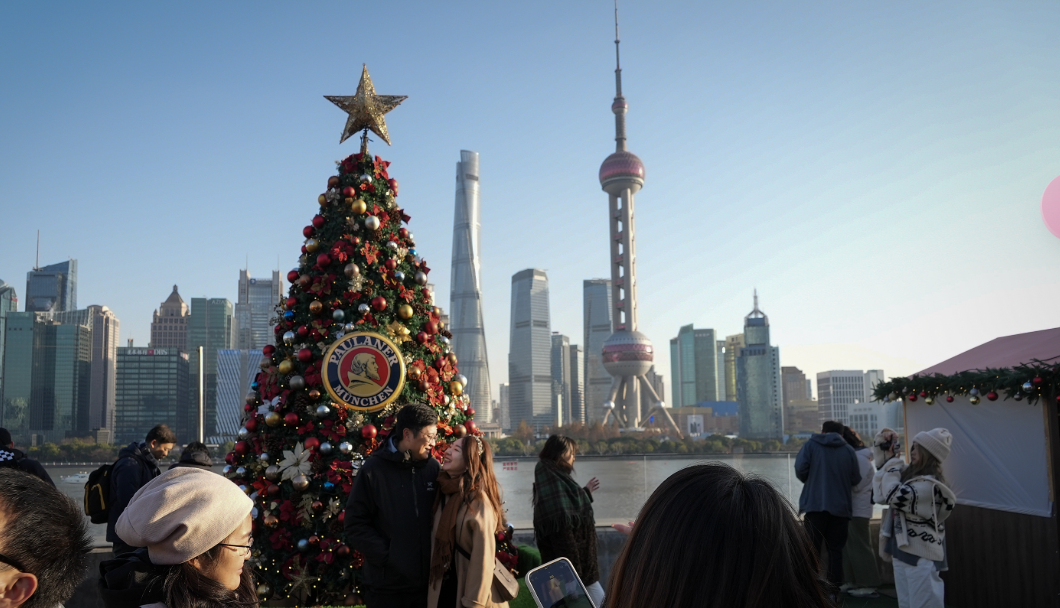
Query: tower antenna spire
614 0 622 96
35 230 39 270
610 0 628 152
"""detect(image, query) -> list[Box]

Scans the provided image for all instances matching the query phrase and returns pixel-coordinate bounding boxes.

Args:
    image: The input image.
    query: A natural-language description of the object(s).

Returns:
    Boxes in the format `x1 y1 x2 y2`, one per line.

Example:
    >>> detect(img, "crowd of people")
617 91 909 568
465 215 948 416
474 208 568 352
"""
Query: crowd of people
0 410 956 608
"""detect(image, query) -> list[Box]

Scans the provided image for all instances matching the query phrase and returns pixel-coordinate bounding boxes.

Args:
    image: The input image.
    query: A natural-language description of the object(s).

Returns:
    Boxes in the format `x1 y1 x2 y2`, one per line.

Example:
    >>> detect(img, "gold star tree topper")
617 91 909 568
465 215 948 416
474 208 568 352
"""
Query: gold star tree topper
325 65 407 147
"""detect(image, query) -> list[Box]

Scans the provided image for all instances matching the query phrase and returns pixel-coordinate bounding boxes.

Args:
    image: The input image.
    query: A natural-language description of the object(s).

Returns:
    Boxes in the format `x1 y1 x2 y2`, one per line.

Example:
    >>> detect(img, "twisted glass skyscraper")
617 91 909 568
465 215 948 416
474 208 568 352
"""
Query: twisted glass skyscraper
449 151 493 422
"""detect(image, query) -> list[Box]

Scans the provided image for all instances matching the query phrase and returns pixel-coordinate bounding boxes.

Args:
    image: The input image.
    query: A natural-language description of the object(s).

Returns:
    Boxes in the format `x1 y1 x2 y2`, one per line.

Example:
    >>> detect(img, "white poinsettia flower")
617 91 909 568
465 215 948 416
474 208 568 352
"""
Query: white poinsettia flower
257 397 281 416
279 443 312 481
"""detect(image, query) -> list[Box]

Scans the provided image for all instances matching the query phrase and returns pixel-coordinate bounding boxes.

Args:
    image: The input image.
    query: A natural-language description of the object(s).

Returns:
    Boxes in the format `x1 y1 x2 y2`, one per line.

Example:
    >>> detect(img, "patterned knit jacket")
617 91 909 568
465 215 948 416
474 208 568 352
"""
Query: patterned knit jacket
873 457 957 562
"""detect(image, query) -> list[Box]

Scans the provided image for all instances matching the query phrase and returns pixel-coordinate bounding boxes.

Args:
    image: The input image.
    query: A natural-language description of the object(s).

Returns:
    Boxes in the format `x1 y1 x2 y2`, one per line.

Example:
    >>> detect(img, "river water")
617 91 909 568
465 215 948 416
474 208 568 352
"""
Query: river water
51 454 812 545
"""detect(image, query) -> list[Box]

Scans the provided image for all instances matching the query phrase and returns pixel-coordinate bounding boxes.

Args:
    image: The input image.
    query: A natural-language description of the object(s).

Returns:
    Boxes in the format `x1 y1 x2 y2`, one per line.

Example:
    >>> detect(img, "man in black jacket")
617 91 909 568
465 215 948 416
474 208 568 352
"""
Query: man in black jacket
345 403 440 608
0 427 53 486
107 424 177 555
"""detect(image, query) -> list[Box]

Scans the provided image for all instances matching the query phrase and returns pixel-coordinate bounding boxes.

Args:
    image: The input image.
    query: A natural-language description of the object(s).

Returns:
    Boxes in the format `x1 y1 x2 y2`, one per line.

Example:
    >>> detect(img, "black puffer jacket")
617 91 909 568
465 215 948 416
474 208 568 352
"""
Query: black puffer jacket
107 442 161 543
344 438 440 593
97 549 167 608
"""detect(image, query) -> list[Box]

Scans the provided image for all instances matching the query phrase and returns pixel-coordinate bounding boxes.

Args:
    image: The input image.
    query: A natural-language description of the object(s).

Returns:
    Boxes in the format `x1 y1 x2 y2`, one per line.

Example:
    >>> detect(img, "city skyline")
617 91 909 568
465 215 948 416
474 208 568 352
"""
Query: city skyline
2 2 1058 405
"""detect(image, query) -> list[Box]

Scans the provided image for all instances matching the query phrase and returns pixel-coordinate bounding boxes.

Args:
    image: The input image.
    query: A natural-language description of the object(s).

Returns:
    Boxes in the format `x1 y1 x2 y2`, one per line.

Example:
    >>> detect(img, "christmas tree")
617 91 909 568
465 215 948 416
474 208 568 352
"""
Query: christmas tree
224 66 481 604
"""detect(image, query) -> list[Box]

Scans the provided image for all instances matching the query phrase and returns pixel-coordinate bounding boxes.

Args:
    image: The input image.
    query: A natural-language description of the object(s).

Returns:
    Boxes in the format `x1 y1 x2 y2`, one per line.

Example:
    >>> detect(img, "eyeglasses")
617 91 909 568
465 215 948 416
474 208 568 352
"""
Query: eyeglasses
218 540 253 557
0 552 28 573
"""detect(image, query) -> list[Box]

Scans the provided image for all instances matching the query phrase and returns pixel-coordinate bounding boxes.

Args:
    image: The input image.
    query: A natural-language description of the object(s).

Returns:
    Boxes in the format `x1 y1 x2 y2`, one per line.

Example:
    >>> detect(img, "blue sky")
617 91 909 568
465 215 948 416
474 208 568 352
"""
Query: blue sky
2 1 1058 402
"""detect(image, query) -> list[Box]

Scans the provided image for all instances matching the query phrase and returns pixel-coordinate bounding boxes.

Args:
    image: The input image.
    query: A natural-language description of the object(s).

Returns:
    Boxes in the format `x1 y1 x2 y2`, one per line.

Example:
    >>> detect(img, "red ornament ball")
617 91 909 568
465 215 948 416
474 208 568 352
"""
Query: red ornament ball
312 215 326 229
371 296 387 311
286 297 297 309
918 391 927 398
338 511 345 524
398 228 409 239
287 270 300 283
225 452 236 465
267 484 280 497
362 424 378 440
234 441 249 456
245 417 258 432
303 226 315 238
417 379 429 392
1033 377 1044 386
243 404 253 413
466 407 475 418
986 391 999 401
907 393 918 402
388 178 399 194
343 186 356 197
304 437 321 451
297 348 313 363
945 395 954 403
425 321 439 335
352 236 362 246
384 258 398 271
415 332 429 345
465 420 478 435
317 253 331 267
284 412 300 426
337 545 351 557
297 325 309 339
300 245 308 255
308 535 320 546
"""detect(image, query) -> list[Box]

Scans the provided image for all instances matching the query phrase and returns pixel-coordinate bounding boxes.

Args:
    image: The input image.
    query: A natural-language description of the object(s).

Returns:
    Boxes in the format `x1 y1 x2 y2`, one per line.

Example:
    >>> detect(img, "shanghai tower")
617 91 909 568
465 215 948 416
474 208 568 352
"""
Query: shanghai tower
597 4 680 436
449 150 493 423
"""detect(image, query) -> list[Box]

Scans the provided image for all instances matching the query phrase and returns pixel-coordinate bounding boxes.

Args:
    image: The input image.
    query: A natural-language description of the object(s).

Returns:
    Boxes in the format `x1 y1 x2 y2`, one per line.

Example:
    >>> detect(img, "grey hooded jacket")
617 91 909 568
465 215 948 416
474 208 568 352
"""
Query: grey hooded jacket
794 432 862 517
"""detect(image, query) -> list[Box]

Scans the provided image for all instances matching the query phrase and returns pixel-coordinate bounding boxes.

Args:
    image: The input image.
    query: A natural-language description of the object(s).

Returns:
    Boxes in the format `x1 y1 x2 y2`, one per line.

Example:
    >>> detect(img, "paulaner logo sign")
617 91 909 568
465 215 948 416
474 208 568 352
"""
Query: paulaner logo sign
322 331 406 412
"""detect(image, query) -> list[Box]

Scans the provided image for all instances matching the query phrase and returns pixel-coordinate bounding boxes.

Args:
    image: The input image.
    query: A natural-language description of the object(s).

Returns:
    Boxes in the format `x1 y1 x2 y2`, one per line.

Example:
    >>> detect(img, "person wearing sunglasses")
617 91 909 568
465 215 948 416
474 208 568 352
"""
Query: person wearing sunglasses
98 467 257 608
0 468 90 608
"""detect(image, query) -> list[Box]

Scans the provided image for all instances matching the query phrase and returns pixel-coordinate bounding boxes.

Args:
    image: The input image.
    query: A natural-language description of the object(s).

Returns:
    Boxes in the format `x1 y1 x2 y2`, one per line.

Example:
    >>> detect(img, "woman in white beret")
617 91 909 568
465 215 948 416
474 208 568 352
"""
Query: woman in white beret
98 466 257 608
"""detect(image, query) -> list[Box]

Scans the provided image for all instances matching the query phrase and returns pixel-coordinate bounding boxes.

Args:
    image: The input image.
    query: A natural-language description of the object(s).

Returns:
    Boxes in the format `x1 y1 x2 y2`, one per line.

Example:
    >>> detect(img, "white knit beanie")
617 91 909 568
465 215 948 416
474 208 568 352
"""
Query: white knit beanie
116 467 253 565
914 428 952 463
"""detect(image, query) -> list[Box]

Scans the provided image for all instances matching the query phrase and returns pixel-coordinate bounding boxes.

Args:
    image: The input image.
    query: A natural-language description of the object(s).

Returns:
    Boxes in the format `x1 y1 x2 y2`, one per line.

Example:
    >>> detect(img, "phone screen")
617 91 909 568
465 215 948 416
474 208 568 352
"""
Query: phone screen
526 558 596 608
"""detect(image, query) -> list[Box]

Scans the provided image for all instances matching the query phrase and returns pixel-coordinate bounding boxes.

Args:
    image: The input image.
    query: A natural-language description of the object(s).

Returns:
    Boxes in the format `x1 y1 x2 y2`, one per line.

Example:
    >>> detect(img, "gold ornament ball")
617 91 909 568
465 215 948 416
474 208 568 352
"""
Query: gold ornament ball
309 388 321 400
970 395 981 405
256 584 270 598
309 301 324 314
306 239 319 253
278 360 294 375
449 381 463 396
447 352 458 366
351 199 367 214
292 473 311 491
265 412 282 427
263 514 279 527
409 367 422 379
925 396 935 405
318 194 328 206
397 304 413 320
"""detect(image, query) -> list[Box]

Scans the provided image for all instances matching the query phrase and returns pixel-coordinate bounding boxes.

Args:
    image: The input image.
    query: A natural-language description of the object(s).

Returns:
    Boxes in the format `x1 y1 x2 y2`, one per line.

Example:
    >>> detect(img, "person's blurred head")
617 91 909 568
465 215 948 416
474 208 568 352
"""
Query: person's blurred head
0 428 12 450
841 426 864 450
821 420 843 435
538 435 578 473
116 467 257 604
606 464 834 608
0 469 91 608
146 424 178 460
392 404 439 461
170 442 213 471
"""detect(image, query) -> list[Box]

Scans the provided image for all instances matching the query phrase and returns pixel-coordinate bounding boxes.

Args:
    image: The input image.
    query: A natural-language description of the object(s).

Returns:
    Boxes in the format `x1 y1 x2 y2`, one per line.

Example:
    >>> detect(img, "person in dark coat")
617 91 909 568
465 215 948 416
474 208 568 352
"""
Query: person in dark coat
345 404 440 608
167 441 213 471
0 427 54 486
533 436 603 608
107 424 177 555
794 419 862 595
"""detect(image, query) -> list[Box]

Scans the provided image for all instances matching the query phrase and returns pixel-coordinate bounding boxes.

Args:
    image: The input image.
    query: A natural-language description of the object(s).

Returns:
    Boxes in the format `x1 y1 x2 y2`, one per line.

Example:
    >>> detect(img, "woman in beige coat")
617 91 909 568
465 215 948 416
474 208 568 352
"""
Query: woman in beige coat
427 435 509 608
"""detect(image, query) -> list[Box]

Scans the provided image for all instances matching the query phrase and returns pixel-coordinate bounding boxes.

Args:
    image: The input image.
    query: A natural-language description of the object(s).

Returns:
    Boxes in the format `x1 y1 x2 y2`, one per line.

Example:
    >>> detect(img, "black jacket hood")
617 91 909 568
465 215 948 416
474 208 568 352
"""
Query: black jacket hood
97 549 167 608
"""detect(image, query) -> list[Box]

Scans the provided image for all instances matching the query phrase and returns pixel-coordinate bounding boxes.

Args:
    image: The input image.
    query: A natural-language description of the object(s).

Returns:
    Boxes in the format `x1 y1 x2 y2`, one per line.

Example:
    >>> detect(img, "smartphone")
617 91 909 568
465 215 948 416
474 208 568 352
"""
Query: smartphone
526 557 597 608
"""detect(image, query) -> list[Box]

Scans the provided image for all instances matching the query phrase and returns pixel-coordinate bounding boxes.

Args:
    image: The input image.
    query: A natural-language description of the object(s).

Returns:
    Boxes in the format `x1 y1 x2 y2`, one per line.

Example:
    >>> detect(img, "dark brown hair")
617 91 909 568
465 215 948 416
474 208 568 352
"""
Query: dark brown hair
606 464 835 608
162 543 259 608
456 436 505 533
901 442 945 484
538 435 578 474
147 423 178 445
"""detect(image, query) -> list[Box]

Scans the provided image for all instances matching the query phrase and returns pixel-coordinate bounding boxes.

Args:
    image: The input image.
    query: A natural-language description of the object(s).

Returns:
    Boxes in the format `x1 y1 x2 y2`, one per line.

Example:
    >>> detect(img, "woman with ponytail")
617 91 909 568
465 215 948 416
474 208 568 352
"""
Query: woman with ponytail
427 435 509 608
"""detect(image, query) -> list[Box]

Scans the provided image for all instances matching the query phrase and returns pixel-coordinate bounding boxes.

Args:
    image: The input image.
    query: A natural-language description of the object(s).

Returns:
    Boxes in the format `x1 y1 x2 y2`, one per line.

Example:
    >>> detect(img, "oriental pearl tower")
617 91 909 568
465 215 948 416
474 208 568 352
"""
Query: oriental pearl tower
598 3 681 437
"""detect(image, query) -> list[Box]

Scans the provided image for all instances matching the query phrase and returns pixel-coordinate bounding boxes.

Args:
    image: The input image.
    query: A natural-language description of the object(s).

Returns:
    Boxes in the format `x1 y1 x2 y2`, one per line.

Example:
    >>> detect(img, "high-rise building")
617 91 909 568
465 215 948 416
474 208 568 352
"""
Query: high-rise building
669 325 720 407
0 312 92 445
151 285 191 350
235 270 283 351
216 350 262 441
569 344 584 424
582 279 612 423
115 347 190 444
25 259 77 312
188 298 234 439
508 269 551 432
736 292 783 439
595 10 678 436
449 150 493 422
849 396 901 441
0 281 16 407
724 334 745 402
66 306 120 440
550 333 571 427
781 366 809 411
498 383 510 431
816 369 885 427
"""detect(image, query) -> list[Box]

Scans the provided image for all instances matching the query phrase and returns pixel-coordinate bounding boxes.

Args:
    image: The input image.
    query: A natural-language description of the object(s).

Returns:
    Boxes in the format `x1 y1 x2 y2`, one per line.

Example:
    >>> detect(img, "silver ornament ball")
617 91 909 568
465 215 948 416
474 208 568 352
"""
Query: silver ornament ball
339 441 353 454
1023 381 1033 392
237 427 249 440
236 466 246 477
283 331 296 345
289 375 306 390
333 309 345 322
259 452 269 462
455 374 468 388
393 270 405 281
386 240 398 251
319 442 333 455
969 387 980 397
297 539 310 552
265 465 280 481
358 303 370 314
343 322 356 333
316 404 331 418
415 271 428 285
360 173 373 183
365 215 381 231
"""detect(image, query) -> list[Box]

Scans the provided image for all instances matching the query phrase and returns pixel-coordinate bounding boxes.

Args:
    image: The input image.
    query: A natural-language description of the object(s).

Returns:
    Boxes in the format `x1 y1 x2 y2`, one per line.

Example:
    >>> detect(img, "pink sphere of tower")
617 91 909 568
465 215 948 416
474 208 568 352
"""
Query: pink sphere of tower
602 330 654 377
599 150 645 195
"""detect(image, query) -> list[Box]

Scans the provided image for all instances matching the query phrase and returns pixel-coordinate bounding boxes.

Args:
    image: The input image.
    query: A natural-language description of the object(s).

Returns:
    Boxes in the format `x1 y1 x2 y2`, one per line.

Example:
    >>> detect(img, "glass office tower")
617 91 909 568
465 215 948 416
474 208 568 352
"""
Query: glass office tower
508 269 551 432
25 259 77 312
188 298 233 439
736 292 783 439
115 347 190 444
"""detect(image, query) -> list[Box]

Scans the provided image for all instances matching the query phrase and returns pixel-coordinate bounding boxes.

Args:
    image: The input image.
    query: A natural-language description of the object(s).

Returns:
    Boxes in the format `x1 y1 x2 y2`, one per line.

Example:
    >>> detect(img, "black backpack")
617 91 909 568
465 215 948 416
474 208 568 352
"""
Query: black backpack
0 449 24 470
85 461 118 524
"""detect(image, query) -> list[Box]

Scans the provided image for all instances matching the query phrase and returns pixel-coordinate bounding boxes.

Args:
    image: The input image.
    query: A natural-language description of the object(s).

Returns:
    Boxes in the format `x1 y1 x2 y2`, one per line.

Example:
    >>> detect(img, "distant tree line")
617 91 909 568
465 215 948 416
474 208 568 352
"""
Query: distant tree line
489 421 808 457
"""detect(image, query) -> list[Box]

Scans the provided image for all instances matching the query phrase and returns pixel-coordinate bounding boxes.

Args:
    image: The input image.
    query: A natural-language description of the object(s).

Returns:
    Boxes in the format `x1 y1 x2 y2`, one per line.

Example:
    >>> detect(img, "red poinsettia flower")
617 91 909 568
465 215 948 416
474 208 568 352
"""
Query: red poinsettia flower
296 421 315 435
362 243 379 265
399 287 415 302
270 528 292 551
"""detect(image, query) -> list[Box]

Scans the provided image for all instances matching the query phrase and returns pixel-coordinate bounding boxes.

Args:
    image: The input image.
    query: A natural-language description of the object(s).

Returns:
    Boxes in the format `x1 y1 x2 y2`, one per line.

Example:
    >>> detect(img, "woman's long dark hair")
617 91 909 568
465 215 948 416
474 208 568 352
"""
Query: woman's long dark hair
606 464 835 608
162 544 259 608
538 435 577 473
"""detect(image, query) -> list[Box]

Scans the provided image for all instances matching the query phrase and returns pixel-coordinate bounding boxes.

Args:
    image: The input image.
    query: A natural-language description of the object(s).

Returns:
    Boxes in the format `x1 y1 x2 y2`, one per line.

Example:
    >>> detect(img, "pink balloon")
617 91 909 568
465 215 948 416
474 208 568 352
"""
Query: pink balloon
1042 176 1060 239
